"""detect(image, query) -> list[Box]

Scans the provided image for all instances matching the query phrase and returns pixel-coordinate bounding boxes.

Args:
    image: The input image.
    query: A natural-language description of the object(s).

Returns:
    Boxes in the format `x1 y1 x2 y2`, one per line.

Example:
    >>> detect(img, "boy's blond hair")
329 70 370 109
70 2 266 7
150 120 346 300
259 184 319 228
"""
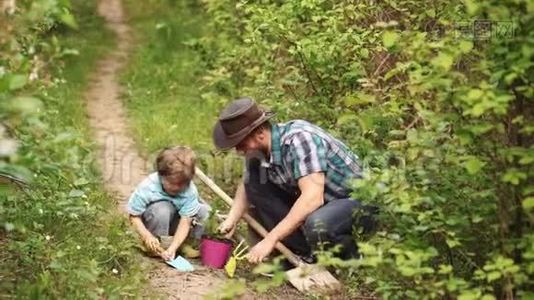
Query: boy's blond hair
155 146 196 181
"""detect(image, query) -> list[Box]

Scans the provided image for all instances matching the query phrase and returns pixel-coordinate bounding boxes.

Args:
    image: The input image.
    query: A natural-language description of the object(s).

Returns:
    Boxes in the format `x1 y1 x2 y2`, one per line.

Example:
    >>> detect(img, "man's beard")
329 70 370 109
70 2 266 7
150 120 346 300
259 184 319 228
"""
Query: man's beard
245 148 269 161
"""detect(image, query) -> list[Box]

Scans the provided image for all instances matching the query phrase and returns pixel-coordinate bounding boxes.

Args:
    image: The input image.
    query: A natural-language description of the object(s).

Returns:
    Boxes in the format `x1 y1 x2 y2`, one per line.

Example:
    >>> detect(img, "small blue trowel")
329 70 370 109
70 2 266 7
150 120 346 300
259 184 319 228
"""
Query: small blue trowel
166 255 195 272
156 245 195 272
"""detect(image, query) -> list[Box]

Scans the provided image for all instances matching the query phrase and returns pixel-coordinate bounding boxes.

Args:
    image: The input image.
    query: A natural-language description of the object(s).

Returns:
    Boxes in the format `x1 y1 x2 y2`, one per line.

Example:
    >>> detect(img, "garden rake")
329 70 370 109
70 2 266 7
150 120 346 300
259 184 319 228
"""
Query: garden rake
196 167 341 293
224 238 249 278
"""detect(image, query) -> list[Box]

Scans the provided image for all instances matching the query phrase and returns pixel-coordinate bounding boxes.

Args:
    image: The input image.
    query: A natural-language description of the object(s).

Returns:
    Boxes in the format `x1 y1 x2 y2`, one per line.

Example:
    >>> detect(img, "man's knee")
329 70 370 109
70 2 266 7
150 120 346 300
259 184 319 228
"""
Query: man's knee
355 204 379 234
302 199 361 245
303 213 331 244
303 207 358 258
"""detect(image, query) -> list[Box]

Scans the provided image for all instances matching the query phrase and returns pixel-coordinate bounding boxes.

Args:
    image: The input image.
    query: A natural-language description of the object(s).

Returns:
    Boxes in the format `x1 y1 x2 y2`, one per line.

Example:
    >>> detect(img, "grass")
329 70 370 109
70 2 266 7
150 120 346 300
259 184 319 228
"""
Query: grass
117 1 310 298
122 0 242 189
122 1 217 152
116 2 358 299
0 0 146 297
119 1 273 294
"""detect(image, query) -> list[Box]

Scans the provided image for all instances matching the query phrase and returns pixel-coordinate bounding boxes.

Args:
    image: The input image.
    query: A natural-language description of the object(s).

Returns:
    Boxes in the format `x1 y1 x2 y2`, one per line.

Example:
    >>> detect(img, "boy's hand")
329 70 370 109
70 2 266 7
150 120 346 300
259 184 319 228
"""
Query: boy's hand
142 233 160 253
218 218 236 238
160 247 176 261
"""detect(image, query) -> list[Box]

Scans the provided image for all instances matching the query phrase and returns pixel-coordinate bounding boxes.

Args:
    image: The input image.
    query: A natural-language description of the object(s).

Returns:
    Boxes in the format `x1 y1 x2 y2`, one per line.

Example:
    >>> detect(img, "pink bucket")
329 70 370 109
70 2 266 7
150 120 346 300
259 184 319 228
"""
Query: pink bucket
200 236 233 268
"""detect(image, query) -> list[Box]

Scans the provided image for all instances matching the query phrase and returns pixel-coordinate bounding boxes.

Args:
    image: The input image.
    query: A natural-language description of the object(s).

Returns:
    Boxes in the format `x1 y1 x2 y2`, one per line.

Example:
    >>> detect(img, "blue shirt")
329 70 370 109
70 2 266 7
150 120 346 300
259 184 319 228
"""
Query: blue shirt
127 172 201 217
261 120 362 202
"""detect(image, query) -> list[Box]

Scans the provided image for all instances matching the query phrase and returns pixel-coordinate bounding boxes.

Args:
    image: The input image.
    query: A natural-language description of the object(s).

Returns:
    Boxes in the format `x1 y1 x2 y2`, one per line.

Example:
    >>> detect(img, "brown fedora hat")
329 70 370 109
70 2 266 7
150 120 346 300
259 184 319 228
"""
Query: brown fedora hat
213 97 275 150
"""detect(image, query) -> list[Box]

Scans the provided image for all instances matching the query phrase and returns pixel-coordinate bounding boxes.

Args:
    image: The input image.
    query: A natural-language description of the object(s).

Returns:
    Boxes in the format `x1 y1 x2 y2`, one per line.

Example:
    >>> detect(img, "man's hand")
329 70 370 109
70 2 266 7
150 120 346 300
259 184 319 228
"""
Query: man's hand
160 247 177 261
217 182 248 239
246 237 276 264
142 233 160 253
218 218 237 239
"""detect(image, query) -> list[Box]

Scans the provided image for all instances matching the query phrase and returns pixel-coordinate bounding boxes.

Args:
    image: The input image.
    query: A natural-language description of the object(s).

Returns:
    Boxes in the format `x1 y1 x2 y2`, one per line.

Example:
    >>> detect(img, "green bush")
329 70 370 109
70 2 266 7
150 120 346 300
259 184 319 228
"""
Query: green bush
196 0 533 298
1 0 144 297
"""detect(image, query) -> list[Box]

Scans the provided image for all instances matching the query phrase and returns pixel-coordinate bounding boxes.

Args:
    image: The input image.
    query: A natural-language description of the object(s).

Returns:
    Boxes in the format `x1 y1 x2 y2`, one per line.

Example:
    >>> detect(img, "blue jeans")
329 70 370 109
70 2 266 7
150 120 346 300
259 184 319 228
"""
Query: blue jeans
141 201 211 239
245 158 377 259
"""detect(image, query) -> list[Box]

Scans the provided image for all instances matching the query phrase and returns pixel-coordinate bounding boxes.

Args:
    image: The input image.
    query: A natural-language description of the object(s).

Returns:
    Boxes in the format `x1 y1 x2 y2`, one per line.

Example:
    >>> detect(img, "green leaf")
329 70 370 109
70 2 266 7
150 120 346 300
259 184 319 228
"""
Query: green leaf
487 271 501 282
0 164 32 182
74 178 90 186
470 104 486 117
501 169 527 185
519 154 534 165
9 75 27 90
522 197 534 210
9 96 42 114
523 186 534 196
459 41 473 53
463 0 479 15
432 52 454 71
252 262 281 274
382 31 399 48
343 93 376 106
68 189 85 198
446 238 461 248
438 264 453 274
4 222 15 232
59 10 78 29
504 72 518 84
459 290 481 300
360 48 369 58
336 114 358 126
467 89 483 101
466 123 493 135
464 157 485 174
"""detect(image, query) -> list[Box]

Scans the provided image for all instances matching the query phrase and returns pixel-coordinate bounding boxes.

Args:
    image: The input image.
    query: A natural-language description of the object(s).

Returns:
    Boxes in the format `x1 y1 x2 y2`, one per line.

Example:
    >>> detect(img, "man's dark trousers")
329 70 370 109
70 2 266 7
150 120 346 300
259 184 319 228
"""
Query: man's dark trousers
244 158 377 260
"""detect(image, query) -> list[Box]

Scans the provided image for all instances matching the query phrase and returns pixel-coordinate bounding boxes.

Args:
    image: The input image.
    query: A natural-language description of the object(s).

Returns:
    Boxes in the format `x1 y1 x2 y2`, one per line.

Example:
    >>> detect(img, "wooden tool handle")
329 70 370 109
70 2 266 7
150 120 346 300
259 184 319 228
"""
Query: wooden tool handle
195 167 302 266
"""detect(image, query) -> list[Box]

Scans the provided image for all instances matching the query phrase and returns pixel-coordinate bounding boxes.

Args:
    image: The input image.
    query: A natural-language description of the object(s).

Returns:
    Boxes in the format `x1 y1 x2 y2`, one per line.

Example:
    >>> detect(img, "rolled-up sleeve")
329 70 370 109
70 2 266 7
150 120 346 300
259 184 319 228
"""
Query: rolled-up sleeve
127 191 149 216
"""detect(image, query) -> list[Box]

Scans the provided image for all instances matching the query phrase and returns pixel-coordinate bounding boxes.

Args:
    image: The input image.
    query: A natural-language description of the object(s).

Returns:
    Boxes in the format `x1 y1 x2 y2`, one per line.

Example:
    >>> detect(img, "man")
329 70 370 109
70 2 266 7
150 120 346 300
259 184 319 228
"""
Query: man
214 97 376 264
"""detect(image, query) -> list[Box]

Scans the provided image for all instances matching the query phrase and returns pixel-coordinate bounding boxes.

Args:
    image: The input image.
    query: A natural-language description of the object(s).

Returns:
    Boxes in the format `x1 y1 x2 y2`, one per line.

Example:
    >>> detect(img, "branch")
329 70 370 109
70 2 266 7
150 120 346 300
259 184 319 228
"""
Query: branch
372 53 391 78
404 115 421 130
295 50 320 96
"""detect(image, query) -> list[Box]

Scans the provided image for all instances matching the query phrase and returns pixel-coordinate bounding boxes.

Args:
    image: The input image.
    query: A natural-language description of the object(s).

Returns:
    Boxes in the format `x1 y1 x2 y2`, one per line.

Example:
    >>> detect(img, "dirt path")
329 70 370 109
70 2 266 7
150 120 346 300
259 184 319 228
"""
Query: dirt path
83 1 308 299
84 0 229 298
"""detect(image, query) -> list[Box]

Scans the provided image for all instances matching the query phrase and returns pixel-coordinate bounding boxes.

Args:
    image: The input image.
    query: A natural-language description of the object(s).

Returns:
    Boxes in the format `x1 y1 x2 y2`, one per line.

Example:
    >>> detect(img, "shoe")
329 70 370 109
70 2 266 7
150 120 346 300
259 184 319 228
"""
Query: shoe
279 254 316 270
299 253 317 264
180 244 200 259
160 236 200 258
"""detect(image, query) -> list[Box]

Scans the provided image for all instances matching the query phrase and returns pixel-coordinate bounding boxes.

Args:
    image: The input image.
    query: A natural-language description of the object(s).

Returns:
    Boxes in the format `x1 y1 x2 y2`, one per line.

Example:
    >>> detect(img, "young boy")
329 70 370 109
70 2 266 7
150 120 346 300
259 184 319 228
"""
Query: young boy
127 146 210 261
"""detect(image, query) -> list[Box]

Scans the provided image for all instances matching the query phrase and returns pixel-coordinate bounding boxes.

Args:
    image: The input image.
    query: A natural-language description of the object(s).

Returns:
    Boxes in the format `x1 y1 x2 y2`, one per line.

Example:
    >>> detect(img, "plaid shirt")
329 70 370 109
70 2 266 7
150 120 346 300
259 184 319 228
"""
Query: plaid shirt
260 120 362 202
